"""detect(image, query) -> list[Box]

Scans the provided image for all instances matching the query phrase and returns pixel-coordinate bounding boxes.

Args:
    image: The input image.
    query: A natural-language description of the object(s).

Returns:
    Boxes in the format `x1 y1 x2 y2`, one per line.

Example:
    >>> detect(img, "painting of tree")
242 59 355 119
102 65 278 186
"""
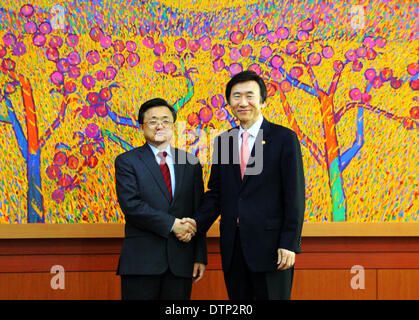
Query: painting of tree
0 0 417 223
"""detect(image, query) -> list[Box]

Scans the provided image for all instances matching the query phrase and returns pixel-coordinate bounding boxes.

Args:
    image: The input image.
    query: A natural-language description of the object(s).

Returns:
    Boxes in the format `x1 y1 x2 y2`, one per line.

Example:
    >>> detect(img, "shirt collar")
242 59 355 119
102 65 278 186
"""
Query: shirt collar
147 143 172 158
239 115 264 138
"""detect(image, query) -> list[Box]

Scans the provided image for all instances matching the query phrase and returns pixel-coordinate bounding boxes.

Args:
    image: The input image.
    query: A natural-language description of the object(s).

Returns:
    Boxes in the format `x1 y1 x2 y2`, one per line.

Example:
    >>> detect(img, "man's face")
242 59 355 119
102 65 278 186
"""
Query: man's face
140 106 174 147
228 80 265 128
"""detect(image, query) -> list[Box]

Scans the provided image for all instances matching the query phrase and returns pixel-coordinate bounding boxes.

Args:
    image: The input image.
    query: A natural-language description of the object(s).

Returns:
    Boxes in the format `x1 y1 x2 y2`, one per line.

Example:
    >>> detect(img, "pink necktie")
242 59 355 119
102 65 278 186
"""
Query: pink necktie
240 132 250 179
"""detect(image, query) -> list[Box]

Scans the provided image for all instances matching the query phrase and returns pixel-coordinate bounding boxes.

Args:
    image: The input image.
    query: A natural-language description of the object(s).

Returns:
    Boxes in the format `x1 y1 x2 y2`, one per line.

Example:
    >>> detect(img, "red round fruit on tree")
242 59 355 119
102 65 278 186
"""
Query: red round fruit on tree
229 63 243 76
361 93 372 104
187 112 200 126
153 42 166 56
199 107 213 123
380 68 393 81
349 88 361 101
52 189 65 204
58 174 72 188
46 165 61 180
410 106 419 119
254 22 268 35
199 36 211 51
154 60 164 73
174 38 187 53
99 87 111 101
270 68 281 81
0 46 6 58
81 144 94 157
81 105 95 119
266 31 278 44
87 155 98 168
142 36 154 49
87 92 99 105
297 30 309 41
89 27 103 42
215 108 227 120
410 79 419 91
322 46 334 59
290 66 303 78
230 31 244 45
54 151 67 166
211 94 224 108
286 42 298 55
352 60 363 72
390 78 402 89
344 49 357 62
307 52 322 66
276 27 289 40
240 44 252 58
280 80 292 93
113 40 125 52
213 59 225 72
248 63 261 75
364 68 376 81
407 63 419 76
95 102 108 117
85 123 100 138
211 44 225 58
371 77 383 89
333 60 344 72
270 55 284 69
260 46 272 59
67 155 79 170
300 19 314 31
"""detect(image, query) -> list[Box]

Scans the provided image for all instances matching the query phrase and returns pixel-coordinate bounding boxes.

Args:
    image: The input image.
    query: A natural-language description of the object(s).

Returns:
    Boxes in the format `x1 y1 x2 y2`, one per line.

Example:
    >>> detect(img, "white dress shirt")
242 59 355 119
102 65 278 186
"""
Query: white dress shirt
238 115 264 155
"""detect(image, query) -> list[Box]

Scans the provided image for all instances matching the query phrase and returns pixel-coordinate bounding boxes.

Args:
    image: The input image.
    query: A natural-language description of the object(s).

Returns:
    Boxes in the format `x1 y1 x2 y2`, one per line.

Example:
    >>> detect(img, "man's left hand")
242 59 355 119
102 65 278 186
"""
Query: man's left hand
277 248 295 270
193 263 205 283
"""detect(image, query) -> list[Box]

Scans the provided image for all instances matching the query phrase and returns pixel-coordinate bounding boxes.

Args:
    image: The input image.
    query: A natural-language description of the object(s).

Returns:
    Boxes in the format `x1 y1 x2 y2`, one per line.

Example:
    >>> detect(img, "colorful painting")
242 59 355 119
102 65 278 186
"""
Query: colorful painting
0 0 418 224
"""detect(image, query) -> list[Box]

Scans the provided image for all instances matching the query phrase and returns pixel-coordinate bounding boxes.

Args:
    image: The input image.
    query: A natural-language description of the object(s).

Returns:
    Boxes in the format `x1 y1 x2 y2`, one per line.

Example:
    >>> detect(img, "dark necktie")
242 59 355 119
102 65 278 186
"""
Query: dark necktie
157 151 172 200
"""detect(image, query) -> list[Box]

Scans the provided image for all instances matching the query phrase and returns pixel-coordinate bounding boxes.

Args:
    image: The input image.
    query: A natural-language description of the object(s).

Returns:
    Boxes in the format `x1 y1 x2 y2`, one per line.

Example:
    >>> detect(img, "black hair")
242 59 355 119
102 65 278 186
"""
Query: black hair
138 98 177 124
225 70 268 104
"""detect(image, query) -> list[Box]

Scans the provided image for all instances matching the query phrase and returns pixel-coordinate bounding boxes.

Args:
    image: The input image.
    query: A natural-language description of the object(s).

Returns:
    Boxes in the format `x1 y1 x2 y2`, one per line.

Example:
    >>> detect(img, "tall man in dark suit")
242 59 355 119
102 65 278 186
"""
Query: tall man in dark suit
190 71 305 300
114 98 207 300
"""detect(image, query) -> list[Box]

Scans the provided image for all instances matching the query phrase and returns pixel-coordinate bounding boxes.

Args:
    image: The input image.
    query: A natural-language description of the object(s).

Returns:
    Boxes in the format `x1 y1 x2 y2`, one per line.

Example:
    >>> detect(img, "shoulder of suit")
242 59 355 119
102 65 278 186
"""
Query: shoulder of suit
173 147 200 165
266 121 298 138
218 127 239 138
114 146 143 163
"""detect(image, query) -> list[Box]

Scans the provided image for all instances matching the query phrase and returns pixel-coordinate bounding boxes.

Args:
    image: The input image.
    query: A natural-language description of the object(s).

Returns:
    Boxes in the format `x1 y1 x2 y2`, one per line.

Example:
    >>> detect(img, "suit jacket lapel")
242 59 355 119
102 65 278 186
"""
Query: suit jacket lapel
137 144 171 202
172 147 185 203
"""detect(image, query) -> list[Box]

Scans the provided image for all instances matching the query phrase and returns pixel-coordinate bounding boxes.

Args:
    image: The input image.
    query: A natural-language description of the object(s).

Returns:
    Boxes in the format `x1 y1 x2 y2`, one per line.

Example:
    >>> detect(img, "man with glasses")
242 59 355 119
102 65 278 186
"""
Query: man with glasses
114 98 207 300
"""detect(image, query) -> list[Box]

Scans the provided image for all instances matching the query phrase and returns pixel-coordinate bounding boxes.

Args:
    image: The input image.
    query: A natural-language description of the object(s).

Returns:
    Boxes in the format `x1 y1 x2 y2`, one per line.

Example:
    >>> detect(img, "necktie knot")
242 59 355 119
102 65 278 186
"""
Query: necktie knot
157 151 168 159
242 131 250 141
157 151 168 164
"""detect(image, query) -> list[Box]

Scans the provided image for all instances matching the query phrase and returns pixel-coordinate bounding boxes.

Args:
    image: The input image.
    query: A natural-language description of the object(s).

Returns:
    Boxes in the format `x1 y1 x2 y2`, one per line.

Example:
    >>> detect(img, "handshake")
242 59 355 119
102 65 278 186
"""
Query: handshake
173 217 197 243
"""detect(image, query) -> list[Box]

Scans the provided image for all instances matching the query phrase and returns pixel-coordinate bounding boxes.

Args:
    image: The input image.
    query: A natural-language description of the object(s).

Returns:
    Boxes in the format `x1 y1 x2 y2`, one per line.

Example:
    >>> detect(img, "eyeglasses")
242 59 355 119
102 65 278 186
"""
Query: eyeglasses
145 119 174 128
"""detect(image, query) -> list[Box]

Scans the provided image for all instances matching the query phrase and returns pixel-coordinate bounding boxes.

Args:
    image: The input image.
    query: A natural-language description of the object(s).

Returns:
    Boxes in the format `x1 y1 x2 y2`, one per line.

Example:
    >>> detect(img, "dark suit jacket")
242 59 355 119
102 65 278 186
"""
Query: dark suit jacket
195 118 305 273
115 143 207 278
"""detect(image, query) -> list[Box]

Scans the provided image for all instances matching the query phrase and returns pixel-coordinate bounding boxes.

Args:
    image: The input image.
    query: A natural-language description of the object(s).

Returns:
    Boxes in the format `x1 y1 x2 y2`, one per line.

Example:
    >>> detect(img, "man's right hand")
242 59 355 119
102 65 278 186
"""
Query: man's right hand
173 218 197 243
